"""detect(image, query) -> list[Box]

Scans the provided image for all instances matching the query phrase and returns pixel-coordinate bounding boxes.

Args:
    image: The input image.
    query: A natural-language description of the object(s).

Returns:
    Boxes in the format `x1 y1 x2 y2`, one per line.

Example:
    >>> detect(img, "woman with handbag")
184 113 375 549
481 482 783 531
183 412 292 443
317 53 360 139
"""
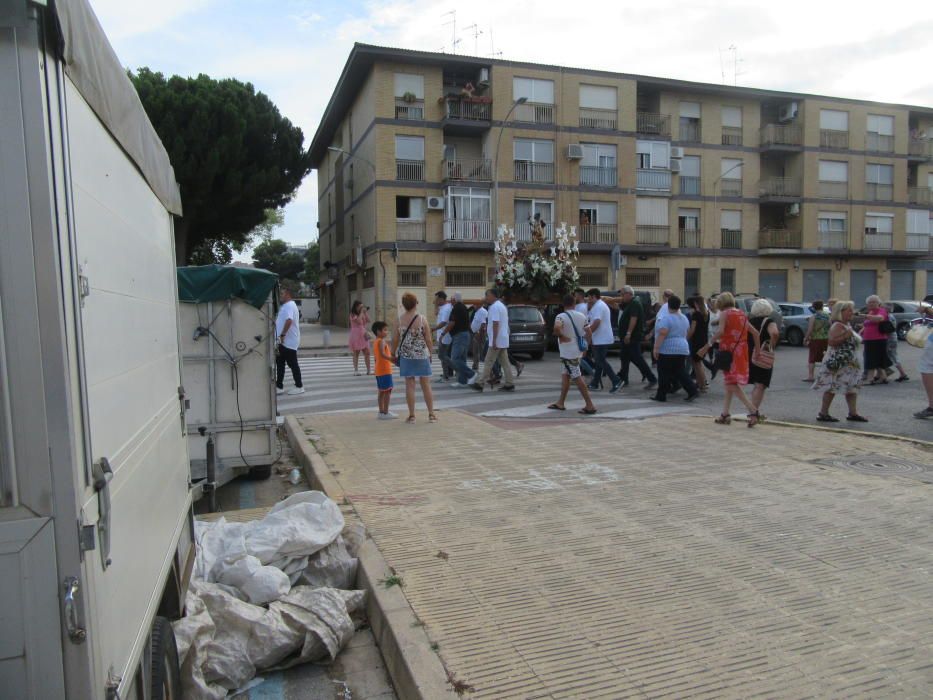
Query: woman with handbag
748 299 780 420
700 292 762 427
813 301 866 422
861 295 893 384
393 293 437 423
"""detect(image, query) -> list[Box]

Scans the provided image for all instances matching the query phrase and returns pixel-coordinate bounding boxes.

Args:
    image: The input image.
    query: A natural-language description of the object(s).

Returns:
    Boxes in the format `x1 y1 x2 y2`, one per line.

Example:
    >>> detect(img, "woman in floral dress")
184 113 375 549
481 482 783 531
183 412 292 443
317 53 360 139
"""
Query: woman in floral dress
813 301 867 423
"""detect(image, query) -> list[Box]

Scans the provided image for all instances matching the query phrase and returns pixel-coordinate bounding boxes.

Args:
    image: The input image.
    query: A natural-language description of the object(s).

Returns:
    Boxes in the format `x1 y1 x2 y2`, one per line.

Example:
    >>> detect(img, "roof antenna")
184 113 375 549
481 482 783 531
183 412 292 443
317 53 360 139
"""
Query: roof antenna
442 10 459 54
464 23 483 56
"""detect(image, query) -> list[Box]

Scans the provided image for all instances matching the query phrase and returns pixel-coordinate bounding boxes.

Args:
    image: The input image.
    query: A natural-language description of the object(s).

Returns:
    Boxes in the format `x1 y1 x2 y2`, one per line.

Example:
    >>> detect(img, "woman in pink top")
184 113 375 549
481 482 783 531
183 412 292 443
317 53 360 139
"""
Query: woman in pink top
348 300 371 375
860 295 891 384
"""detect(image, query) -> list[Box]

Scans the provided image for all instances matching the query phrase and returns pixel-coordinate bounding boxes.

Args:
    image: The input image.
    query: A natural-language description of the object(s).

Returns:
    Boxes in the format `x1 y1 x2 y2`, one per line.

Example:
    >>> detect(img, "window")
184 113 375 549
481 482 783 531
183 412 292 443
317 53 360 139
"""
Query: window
865 163 893 201
513 138 554 183
579 85 618 128
680 155 701 195
720 210 742 249
720 158 743 196
820 109 849 131
513 77 554 103
864 212 893 235
580 143 617 186
636 140 670 169
818 211 848 247
395 135 425 180
678 208 701 247
684 268 700 296
578 267 609 287
396 196 425 220
626 268 660 287
636 197 669 245
447 187 490 221
362 267 375 288
445 267 485 287
867 114 894 152
394 73 424 119
907 209 931 235
397 266 426 287
721 106 742 145
818 160 848 198
578 201 617 242
720 268 736 294
514 199 554 239
679 101 701 142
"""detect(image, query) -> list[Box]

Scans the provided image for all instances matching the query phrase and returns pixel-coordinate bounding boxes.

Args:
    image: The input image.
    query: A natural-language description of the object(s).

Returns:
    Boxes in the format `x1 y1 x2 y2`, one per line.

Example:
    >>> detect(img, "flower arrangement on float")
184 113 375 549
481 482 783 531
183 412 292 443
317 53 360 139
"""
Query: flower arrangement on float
493 221 580 302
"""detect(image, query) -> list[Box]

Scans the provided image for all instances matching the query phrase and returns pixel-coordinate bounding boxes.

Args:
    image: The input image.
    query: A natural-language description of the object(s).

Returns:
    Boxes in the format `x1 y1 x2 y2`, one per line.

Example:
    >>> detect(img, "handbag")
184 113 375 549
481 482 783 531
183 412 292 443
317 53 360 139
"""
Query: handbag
752 320 775 369
878 319 896 335
395 315 419 366
564 312 588 353
906 323 932 348
713 314 747 371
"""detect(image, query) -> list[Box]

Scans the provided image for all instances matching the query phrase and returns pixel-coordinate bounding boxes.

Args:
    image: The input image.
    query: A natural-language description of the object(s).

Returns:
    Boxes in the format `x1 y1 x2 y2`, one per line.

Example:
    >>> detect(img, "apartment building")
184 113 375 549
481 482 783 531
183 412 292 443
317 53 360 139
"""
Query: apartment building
310 44 933 325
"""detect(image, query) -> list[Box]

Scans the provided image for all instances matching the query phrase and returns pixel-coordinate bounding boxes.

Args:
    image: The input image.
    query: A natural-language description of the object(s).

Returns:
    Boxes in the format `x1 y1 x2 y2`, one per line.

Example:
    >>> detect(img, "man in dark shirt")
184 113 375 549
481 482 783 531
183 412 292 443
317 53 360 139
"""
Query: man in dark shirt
440 292 477 387
618 286 657 388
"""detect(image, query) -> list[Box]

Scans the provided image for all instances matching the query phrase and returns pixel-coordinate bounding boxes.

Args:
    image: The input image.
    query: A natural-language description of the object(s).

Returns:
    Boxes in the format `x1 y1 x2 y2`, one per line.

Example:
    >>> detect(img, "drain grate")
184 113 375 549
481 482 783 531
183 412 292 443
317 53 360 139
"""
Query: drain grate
811 454 933 482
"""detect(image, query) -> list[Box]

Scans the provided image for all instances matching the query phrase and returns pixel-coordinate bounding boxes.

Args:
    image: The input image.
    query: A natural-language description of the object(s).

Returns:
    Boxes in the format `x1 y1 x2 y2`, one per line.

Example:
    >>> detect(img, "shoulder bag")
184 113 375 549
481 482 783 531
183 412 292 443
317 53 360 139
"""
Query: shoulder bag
752 320 775 369
713 312 746 371
906 322 932 348
395 315 419 365
563 312 588 353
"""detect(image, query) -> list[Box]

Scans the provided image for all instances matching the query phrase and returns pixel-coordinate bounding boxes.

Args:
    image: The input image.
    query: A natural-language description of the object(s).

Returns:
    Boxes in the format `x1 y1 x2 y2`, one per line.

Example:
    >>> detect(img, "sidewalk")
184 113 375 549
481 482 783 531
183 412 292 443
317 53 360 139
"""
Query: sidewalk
293 412 933 699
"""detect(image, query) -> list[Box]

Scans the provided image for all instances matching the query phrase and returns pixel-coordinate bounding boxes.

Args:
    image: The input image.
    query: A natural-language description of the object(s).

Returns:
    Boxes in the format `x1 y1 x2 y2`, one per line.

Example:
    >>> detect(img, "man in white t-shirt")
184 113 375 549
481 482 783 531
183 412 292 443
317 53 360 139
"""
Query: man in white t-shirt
573 287 589 317
585 288 623 393
433 291 454 381
471 289 516 392
275 284 304 395
470 303 488 371
549 294 597 413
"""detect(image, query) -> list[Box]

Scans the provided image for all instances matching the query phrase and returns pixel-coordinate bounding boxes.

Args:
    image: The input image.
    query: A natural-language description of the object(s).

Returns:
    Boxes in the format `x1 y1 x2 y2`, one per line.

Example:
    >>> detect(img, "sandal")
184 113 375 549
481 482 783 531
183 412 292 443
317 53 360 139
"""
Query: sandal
578 407 597 415
846 414 868 422
547 403 566 410
714 414 731 425
817 413 839 422
406 415 415 424
895 375 910 382
747 411 760 428
429 413 438 423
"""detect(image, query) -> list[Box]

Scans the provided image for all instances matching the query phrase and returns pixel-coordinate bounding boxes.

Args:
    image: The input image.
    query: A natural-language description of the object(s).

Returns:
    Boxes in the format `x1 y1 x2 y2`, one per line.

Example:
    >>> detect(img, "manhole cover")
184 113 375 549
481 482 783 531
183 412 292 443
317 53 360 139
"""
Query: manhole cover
811 454 933 482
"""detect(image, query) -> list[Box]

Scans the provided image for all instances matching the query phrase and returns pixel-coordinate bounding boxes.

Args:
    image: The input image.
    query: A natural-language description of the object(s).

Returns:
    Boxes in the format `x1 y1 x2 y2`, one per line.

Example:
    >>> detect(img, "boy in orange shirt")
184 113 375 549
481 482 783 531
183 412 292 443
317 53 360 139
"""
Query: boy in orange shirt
372 321 397 419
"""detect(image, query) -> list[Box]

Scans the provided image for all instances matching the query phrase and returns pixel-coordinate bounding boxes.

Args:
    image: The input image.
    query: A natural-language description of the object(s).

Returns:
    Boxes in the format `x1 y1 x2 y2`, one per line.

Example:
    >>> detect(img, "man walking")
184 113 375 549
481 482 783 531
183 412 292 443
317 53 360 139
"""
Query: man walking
433 291 454 381
573 287 588 316
548 294 597 414
618 286 657 389
275 283 304 395
585 288 623 393
441 292 476 387
470 301 487 371
471 289 515 392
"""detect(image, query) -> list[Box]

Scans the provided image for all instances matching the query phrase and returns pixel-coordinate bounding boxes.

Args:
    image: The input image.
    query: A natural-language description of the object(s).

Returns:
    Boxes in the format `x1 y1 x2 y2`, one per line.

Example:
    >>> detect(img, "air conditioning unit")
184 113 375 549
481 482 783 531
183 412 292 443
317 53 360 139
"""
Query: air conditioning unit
426 196 445 210
670 159 682 173
786 203 800 217
478 67 490 87
567 144 584 160
778 101 798 123
670 146 684 159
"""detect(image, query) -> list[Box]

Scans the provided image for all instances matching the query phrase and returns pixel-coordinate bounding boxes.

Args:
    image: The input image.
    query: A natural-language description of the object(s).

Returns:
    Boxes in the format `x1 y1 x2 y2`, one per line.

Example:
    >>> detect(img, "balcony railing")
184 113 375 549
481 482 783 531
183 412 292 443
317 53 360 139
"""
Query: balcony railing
636 168 671 191
907 234 932 252
442 157 492 181
679 120 701 143
863 233 892 250
721 126 743 146
721 229 742 249
578 223 618 244
443 219 493 241
759 228 801 248
719 178 742 197
909 187 933 206
636 224 670 245
396 220 426 241
444 98 491 122
514 101 554 125
866 132 894 153
760 123 803 147
579 107 617 130
865 182 893 201
820 129 849 149
579 166 617 187
909 138 932 160
678 228 700 247
819 230 848 249
513 161 554 184
396 159 425 181
759 177 802 198
513 221 553 241
818 181 848 199
394 98 425 120
679 176 701 196
636 112 671 136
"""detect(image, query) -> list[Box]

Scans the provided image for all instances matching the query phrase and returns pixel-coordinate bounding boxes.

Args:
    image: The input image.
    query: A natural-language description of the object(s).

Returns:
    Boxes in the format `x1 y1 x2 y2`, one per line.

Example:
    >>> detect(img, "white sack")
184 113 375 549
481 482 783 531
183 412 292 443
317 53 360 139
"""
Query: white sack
216 555 291 605
301 537 358 590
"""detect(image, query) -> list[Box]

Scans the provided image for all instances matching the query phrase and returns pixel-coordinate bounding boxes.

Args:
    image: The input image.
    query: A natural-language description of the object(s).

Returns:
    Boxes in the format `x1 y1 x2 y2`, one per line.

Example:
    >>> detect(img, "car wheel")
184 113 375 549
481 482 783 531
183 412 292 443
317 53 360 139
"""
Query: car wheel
150 616 182 700
786 327 804 347
897 323 909 341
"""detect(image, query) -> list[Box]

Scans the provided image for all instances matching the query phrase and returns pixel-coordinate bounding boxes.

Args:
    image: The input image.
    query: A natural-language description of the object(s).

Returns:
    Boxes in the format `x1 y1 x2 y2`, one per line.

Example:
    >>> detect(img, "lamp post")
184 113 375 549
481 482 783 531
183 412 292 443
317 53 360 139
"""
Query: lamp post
493 97 528 244
709 159 744 248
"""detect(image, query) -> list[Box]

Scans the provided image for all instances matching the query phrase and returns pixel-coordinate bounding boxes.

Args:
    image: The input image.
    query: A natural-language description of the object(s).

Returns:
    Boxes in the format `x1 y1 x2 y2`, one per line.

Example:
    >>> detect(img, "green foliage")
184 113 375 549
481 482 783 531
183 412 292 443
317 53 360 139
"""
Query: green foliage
252 238 305 281
251 208 286 242
130 68 312 263
303 242 320 286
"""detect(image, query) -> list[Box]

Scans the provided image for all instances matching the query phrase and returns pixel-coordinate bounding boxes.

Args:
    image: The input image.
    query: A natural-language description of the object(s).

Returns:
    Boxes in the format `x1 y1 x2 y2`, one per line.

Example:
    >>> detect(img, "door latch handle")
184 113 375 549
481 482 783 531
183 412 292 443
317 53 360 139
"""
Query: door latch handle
63 577 87 643
92 457 113 569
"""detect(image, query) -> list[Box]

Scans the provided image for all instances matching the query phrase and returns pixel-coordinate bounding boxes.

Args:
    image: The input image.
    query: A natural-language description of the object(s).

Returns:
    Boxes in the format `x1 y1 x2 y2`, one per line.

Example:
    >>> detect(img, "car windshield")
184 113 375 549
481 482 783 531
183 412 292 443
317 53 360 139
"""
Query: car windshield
509 307 543 323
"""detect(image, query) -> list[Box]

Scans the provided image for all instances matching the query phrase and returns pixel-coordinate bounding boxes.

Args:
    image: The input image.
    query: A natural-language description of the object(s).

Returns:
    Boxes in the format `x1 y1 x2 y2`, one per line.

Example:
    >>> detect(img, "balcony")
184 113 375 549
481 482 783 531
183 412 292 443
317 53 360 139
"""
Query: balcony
514 221 553 241
819 230 848 249
636 224 670 245
820 129 849 149
679 120 701 143
443 219 493 241
514 101 554 125
907 234 932 252
678 228 700 247
721 229 742 249
759 177 802 200
578 223 618 244
818 181 848 199
679 176 701 196
760 124 803 149
865 132 894 153
579 166 617 187
442 157 492 182
396 220 426 241
394 98 425 120
443 97 492 128
513 161 554 184
579 107 617 130
719 178 742 197
396 159 425 181
909 186 933 206
863 232 892 251
864 182 893 201
722 126 743 146
636 169 672 192
759 228 801 248
636 112 671 137
909 138 932 161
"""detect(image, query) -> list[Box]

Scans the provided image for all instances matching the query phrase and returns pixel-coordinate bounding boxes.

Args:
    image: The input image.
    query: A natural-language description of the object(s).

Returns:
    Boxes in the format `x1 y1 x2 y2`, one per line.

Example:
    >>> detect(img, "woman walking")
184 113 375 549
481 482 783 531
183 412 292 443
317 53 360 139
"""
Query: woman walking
803 300 830 382
915 304 933 419
651 295 699 402
813 301 867 423
348 300 372 376
393 292 437 423
687 295 710 392
748 299 780 419
701 292 762 426
861 295 891 384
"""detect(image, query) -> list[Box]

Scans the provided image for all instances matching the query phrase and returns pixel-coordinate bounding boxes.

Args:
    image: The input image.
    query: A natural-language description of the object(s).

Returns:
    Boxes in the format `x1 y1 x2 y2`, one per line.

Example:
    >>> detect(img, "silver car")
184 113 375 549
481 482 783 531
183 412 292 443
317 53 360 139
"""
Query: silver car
777 303 813 346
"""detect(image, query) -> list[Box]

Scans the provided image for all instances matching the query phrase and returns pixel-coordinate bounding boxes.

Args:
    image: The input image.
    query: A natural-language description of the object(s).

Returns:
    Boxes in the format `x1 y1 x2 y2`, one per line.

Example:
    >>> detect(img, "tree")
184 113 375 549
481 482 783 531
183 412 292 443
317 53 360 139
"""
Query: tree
251 208 285 243
130 68 312 264
303 242 320 286
252 239 305 281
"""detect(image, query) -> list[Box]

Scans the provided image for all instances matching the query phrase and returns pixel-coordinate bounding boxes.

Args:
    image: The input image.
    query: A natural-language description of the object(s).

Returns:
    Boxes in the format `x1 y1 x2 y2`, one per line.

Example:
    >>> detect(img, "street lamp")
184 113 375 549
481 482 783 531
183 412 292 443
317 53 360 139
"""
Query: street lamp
493 97 528 243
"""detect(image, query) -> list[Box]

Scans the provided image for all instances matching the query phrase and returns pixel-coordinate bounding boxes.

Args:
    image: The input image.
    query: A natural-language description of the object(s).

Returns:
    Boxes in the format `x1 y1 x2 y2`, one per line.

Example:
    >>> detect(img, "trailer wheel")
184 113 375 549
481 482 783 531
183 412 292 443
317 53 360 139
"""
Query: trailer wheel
150 616 182 700
246 464 272 480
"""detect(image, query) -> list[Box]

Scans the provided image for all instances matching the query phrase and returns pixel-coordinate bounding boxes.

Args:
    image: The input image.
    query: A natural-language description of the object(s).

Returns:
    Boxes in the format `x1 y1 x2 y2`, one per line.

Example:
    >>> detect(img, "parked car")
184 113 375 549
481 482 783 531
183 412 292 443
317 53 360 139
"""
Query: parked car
508 304 547 359
854 301 928 340
777 303 813 346
733 294 785 334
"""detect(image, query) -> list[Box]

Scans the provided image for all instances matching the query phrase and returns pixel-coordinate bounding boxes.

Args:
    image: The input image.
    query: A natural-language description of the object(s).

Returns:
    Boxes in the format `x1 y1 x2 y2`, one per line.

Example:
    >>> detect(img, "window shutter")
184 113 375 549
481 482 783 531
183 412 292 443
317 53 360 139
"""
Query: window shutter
907 209 931 235
680 101 701 118
394 73 424 99
579 84 617 110
721 158 742 177
818 160 847 182
600 202 618 223
680 156 700 177
865 213 893 233
720 210 741 230
650 142 670 169
867 114 894 135
395 136 424 160
820 109 848 130
721 106 742 128
636 198 668 225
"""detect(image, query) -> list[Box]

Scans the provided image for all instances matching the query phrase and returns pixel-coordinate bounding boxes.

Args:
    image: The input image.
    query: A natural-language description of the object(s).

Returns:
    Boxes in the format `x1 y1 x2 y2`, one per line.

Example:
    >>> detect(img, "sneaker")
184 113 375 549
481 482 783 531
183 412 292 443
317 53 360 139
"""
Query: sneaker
385 411 399 419
498 384 515 392
377 412 392 420
914 407 933 419
276 387 285 395
466 373 478 385
286 387 306 395
609 379 624 394
450 382 465 389
470 383 484 392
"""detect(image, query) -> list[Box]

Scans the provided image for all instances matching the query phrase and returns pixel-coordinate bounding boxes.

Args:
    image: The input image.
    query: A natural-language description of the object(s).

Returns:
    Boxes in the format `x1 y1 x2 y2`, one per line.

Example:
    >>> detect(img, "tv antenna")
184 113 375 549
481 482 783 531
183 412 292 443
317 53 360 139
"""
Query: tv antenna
719 44 745 86
442 11 460 54
488 27 503 58
464 23 483 56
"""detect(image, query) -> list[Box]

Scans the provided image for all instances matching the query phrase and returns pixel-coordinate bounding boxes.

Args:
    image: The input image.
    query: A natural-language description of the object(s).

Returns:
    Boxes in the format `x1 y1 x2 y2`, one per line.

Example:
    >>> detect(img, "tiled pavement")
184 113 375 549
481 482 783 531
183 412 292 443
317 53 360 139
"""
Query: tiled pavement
296 412 933 699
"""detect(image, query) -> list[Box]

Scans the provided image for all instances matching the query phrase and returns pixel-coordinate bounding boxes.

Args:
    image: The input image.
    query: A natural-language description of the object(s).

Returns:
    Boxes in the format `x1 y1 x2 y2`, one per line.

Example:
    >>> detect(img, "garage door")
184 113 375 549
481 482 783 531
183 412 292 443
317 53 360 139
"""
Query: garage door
802 269 831 303
850 270 876 305
890 270 915 300
759 270 787 301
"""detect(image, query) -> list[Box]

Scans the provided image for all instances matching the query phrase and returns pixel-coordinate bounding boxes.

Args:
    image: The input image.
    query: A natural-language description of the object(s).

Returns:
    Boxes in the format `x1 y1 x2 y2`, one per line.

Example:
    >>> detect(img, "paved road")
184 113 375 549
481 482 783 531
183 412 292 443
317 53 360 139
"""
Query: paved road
279 343 931 441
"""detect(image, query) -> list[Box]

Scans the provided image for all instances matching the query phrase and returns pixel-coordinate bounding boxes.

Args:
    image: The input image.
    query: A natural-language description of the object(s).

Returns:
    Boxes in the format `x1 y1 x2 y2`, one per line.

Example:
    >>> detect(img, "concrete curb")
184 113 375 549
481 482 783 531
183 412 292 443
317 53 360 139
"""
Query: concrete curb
727 415 933 449
284 416 460 700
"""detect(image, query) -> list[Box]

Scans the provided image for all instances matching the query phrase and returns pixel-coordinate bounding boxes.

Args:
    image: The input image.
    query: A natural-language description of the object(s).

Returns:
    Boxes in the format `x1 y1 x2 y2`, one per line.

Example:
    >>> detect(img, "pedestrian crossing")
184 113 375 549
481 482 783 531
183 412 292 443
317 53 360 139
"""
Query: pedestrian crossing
276 355 702 420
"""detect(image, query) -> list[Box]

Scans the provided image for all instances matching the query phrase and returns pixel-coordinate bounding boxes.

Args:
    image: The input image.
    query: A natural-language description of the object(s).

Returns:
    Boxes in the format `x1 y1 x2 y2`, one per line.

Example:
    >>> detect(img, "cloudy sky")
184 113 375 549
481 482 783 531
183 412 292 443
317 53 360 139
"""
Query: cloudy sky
93 0 933 257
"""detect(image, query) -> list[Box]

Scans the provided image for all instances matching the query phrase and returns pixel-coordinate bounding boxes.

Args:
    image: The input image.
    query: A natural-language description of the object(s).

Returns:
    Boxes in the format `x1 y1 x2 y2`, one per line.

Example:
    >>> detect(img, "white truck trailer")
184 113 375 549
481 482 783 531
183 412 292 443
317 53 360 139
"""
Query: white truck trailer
1 1 193 698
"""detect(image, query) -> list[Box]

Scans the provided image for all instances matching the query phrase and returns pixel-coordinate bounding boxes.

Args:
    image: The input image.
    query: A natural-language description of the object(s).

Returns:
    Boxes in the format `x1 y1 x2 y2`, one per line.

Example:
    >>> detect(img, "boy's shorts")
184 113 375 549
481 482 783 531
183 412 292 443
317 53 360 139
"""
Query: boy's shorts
561 358 582 380
376 374 394 391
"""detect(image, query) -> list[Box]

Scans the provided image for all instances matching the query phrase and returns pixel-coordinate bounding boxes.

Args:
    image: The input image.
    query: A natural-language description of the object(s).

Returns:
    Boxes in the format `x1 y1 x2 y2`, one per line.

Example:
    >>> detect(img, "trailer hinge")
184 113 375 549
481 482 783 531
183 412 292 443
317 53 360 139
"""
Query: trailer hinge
92 457 114 570
105 667 122 700
78 523 96 554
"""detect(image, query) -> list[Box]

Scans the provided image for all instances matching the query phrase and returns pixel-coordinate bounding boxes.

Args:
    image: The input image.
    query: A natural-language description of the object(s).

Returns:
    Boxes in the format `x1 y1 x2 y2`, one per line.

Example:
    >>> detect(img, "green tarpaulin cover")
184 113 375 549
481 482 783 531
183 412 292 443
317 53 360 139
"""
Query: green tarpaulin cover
177 265 278 309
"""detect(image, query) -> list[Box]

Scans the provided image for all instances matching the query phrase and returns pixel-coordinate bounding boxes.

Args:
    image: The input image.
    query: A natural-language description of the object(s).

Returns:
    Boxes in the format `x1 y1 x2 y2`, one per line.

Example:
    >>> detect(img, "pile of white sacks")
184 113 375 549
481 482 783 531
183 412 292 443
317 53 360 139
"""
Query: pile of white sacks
174 491 365 698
